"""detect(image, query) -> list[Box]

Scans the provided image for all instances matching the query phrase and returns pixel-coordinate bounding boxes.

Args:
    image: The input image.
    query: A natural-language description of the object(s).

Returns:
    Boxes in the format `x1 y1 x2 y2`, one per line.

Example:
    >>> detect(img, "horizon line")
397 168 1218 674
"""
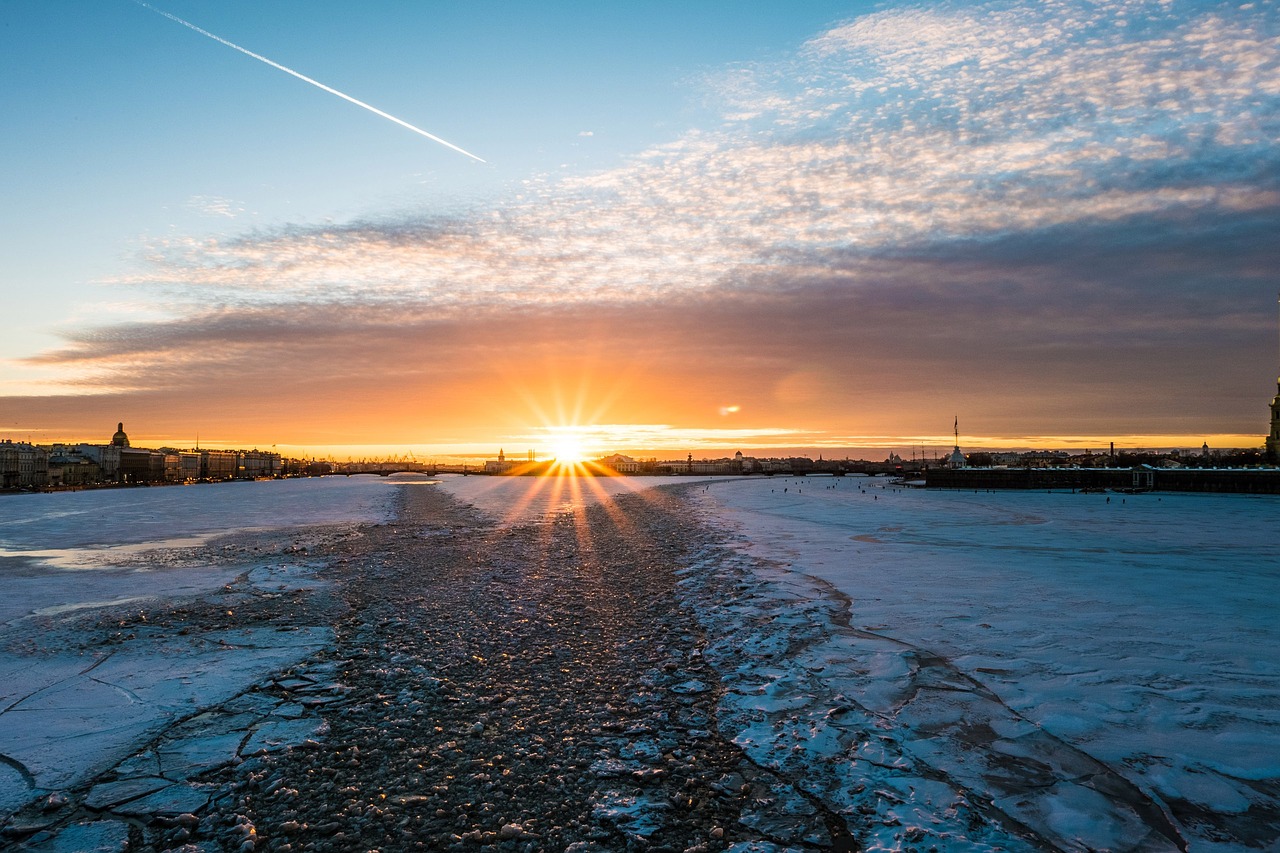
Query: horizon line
0 433 1268 463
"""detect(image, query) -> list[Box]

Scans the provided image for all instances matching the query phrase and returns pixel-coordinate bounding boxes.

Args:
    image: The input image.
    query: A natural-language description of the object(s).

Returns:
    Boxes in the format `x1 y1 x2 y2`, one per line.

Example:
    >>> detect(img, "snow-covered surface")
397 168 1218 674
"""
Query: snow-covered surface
689 476 1280 851
0 476 397 819
0 476 393 565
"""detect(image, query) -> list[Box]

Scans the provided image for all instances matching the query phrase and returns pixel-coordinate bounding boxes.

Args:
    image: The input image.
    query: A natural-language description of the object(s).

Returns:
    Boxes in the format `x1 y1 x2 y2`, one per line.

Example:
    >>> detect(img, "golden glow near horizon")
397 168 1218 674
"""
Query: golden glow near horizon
0 432 1266 462
547 431 590 466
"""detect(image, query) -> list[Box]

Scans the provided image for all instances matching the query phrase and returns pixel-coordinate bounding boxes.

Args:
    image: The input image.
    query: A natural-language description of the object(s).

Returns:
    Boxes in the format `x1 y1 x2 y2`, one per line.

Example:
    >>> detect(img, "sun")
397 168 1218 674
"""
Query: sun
549 433 589 466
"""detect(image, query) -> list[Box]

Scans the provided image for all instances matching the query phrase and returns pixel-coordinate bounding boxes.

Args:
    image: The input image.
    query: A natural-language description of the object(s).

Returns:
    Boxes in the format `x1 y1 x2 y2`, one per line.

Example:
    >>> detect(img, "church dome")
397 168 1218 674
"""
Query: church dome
111 422 130 448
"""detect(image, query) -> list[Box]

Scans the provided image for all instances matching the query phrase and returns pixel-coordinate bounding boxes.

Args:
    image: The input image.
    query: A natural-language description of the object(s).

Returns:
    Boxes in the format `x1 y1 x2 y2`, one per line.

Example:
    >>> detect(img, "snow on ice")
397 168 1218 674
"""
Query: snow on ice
0 477 395 821
686 476 1280 851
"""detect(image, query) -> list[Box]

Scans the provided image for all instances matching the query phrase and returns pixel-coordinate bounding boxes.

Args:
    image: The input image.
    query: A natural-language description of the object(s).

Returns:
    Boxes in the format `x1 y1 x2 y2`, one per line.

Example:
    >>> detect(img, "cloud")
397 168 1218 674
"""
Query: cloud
186 195 244 219
109 2 1274 314
110 0 1278 314
32 203 1273 423
18 0 1280 446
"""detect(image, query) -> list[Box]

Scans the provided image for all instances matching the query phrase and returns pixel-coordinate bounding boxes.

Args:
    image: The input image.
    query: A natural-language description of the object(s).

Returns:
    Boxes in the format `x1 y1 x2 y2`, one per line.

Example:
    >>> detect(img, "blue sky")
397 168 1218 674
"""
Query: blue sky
1 1 866 354
2 1 1278 456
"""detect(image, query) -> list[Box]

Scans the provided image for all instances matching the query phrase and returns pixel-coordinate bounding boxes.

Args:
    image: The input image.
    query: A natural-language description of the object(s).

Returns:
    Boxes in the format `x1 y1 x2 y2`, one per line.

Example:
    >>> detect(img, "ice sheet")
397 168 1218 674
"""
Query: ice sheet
0 475 394 556
0 476 398 821
690 476 1280 851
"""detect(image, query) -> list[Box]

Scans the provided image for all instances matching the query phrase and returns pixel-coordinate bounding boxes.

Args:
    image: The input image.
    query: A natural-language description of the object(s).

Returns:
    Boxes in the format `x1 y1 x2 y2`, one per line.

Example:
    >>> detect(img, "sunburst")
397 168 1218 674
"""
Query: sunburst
548 432 589 467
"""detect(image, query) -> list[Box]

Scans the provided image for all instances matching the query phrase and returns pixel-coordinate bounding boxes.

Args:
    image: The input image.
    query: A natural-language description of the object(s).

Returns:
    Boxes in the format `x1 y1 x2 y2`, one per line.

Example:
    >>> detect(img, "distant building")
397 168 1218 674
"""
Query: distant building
163 452 183 482
1267 379 1280 460
156 450 201 482
201 449 238 480
240 450 282 478
669 454 768 474
598 453 640 473
74 443 121 480
111 422 130 448
946 416 967 468
46 449 100 487
734 451 764 474
119 448 164 483
0 440 48 489
484 449 520 475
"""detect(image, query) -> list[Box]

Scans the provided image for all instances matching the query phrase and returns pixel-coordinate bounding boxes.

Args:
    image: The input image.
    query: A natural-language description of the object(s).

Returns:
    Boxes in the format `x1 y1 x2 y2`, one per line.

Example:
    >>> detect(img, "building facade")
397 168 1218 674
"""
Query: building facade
1268 379 1280 460
240 450 282 478
484 449 521 474
0 440 48 489
597 454 641 473
201 450 239 480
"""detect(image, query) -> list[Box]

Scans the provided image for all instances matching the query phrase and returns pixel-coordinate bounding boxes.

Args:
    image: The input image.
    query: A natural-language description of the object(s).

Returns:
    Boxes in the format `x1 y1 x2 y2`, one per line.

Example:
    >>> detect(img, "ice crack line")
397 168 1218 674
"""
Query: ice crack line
0 753 35 790
88 675 144 706
78 649 117 677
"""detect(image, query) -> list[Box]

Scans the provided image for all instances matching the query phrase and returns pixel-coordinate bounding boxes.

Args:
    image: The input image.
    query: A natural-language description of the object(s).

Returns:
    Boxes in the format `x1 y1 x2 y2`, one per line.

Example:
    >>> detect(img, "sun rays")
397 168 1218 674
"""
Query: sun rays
547 430 589 467
460 431 669 561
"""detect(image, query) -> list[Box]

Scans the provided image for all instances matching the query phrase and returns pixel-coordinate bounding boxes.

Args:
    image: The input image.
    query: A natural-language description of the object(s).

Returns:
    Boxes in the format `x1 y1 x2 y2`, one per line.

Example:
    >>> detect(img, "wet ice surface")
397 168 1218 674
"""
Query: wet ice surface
688 476 1280 851
0 476 397 824
436 473 715 524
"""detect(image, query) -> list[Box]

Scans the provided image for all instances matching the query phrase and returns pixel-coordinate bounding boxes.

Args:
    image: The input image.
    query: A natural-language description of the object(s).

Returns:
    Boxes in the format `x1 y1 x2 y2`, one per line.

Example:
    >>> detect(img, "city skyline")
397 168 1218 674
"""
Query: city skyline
0 416 1266 465
3 1 1278 458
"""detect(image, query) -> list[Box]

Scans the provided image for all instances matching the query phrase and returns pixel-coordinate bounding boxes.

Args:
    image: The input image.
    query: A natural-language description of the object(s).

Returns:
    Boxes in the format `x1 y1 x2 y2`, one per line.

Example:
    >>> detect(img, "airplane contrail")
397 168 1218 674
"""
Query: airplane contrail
133 1 486 163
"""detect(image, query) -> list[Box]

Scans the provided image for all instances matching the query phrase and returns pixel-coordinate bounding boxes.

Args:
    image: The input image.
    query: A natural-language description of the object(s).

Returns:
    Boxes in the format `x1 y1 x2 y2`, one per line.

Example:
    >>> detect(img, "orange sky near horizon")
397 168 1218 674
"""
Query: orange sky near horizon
4 292 1275 458
3 2 1278 459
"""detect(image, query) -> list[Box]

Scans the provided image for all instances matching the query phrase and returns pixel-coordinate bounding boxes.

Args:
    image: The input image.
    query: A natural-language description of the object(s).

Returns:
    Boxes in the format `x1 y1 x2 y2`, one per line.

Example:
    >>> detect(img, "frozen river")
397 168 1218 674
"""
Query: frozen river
1 473 1276 849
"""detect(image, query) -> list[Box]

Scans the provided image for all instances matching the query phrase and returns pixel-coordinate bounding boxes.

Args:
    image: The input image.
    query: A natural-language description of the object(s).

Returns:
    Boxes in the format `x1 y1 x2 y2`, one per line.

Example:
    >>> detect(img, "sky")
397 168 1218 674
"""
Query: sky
1 0 1278 460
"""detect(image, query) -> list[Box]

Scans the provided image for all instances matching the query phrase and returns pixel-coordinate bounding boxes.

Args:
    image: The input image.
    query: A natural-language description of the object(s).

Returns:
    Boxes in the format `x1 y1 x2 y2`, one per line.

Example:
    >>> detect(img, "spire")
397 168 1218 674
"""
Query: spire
948 416 967 468
1268 296 1280 461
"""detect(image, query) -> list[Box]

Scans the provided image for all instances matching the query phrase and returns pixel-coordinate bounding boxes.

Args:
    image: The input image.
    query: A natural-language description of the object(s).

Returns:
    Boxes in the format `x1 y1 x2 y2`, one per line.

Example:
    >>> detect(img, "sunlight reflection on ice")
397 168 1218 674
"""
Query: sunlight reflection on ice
435 473 713 526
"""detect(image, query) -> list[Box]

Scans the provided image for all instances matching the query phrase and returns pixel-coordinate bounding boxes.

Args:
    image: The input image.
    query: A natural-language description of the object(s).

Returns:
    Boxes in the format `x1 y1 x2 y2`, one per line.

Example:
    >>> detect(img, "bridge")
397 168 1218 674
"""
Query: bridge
331 461 440 477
